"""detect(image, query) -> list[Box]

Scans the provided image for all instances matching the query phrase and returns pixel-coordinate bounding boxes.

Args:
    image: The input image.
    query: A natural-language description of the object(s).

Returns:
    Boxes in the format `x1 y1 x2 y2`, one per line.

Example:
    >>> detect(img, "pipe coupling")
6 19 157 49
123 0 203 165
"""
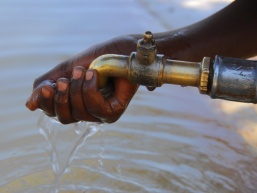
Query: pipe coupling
89 31 257 104
128 52 164 87
210 55 257 103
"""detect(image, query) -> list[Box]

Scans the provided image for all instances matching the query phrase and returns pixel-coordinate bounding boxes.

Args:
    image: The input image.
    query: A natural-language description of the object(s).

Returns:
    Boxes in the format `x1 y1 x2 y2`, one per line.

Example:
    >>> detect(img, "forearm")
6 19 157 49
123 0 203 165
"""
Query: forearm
131 0 257 61
34 0 257 89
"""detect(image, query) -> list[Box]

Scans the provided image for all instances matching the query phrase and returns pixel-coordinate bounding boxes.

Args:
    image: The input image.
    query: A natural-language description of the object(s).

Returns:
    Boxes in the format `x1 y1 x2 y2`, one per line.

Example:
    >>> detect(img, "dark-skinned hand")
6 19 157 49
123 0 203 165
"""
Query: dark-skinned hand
26 0 257 124
25 35 143 124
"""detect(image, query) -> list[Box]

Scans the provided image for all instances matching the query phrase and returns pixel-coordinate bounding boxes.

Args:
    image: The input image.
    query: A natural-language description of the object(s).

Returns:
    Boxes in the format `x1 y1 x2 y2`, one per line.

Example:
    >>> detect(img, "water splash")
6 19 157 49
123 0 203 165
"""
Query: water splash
98 124 105 168
37 113 103 193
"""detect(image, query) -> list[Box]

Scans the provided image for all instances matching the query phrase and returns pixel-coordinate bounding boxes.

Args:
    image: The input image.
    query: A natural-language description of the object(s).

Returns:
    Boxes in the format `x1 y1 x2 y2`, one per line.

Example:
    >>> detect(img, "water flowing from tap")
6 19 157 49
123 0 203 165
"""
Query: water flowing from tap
37 113 103 193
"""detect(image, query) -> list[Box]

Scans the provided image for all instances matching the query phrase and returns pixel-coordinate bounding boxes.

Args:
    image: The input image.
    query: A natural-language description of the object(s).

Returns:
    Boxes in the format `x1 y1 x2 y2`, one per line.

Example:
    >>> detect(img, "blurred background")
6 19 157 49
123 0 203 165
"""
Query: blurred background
1 0 257 192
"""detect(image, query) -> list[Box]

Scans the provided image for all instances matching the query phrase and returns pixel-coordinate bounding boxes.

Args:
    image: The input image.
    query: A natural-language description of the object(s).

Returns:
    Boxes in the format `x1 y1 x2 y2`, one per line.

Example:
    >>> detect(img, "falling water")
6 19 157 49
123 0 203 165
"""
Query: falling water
37 113 103 193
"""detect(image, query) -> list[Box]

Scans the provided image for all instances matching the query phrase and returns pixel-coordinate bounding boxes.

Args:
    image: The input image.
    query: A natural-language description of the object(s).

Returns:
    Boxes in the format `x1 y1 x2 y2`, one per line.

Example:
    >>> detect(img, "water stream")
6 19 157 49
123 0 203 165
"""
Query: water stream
38 114 103 193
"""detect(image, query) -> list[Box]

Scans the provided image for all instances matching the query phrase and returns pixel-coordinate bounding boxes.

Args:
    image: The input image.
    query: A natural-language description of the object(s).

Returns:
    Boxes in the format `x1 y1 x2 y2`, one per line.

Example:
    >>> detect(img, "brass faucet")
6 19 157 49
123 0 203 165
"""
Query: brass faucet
89 31 257 104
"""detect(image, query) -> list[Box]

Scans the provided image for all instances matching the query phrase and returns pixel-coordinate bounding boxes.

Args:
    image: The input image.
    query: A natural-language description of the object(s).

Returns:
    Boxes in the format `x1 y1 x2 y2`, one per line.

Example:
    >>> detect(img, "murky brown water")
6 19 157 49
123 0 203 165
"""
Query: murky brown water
0 0 256 192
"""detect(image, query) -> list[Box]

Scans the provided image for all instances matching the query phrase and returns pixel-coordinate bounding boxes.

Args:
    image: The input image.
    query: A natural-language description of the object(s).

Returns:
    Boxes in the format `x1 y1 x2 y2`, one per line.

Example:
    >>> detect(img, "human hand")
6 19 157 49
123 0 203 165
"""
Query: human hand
25 35 140 124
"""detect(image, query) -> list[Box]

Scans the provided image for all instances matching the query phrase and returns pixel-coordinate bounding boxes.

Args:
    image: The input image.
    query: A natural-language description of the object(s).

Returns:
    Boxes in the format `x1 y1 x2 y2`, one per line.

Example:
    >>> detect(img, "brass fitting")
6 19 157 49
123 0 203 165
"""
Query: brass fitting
89 31 208 95
136 31 157 65
89 54 129 88
89 31 257 103
89 31 208 89
199 57 210 94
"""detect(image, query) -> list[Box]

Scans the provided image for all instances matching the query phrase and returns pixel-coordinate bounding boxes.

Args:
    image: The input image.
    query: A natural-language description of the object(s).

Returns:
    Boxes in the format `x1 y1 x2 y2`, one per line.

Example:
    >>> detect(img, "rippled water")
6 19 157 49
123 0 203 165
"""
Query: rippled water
1 0 257 192
2 85 257 193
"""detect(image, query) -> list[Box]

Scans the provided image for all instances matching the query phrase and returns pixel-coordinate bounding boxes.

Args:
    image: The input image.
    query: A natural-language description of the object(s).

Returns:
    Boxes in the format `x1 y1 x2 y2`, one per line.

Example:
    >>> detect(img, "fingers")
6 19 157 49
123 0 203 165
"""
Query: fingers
27 58 76 112
70 67 101 122
38 85 55 116
83 70 114 122
26 69 138 124
26 80 54 111
82 70 136 123
112 78 139 106
54 78 77 124
25 87 40 111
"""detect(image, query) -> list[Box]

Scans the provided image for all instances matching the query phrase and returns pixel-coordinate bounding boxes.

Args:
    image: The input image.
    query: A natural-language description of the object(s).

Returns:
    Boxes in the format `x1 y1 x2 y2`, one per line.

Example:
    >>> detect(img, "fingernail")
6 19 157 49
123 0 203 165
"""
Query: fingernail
73 68 83 80
57 80 68 91
85 70 94 81
42 86 51 98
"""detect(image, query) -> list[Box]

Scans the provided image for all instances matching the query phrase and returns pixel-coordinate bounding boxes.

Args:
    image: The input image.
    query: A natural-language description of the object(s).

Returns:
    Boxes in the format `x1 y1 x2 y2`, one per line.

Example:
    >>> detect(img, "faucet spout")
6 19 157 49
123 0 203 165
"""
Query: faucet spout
89 54 129 88
88 31 208 98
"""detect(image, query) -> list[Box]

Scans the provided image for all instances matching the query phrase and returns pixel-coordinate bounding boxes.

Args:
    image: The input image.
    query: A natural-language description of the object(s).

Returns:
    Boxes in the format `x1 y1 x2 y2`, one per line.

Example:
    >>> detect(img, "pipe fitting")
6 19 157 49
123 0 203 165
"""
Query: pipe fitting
136 31 157 65
89 31 257 104
89 31 204 89
89 54 129 88
210 55 257 103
